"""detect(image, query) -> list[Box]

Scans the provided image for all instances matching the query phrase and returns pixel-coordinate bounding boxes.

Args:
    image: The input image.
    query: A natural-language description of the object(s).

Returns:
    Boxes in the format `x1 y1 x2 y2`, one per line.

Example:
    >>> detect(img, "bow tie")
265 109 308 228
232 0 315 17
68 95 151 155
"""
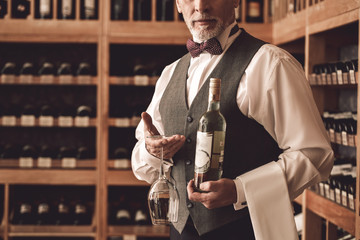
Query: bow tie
186 37 223 58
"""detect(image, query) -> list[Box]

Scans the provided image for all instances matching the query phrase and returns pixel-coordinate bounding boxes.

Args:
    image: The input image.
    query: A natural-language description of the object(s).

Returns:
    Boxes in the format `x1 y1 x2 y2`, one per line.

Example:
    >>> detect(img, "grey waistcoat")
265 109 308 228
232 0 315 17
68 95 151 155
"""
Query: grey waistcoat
159 30 283 235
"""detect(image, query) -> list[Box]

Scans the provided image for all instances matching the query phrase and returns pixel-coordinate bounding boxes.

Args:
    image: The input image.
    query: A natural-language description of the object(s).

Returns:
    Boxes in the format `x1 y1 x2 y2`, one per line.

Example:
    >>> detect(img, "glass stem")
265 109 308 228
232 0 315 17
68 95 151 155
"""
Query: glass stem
159 146 166 180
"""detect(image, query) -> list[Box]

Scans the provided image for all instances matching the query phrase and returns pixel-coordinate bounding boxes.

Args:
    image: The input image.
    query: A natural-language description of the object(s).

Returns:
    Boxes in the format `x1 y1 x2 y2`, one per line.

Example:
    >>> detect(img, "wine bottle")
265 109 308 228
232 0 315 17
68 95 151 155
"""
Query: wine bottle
112 0 128 20
76 62 92 84
156 0 173 21
19 62 34 83
134 0 151 21
39 105 55 127
0 144 20 159
1 62 16 84
58 106 74 127
58 0 75 19
59 146 77 168
113 147 130 169
19 144 37 168
38 0 52 19
77 146 91 159
35 196 52 225
194 78 226 190
114 207 132 225
73 200 91 225
55 195 71 225
38 62 55 84
0 0 8 18
134 208 148 225
12 201 33 224
75 105 92 127
21 104 37 127
37 145 55 168
246 0 263 23
57 62 73 84
81 0 97 19
11 0 30 19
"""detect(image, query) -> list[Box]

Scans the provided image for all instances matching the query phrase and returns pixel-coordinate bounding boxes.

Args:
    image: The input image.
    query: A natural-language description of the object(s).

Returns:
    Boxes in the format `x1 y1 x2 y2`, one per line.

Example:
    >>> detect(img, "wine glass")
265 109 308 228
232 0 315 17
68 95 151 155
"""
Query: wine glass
147 135 179 225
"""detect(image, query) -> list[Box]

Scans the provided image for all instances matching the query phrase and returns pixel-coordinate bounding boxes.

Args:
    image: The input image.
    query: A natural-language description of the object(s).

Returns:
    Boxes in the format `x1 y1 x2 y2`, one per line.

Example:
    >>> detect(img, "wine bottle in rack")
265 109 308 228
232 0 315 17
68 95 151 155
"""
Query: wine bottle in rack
59 146 77 168
19 144 37 168
134 0 151 21
59 106 74 127
130 105 142 127
55 195 71 225
76 62 92 84
75 105 92 127
134 208 148 225
37 145 55 168
114 207 132 225
133 64 149 86
11 0 30 19
112 0 128 20
113 147 130 169
156 0 173 21
0 0 8 18
57 62 73 84
21 104 37 127
19 62 34 83
0 144 20 159
73 200 91 225
194 78 226 191
38 0 53 19
58 0 75 19
38 62 55 84
35 195 52 225
1 62 16 84
77 146 91 160
12 201 34 225
246 0 263 23
80 0 97 19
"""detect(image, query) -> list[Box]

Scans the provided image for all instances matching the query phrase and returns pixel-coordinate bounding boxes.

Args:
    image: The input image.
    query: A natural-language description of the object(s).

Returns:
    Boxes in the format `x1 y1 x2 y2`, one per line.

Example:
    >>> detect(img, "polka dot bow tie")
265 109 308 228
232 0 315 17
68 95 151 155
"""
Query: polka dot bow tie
186 37 223 58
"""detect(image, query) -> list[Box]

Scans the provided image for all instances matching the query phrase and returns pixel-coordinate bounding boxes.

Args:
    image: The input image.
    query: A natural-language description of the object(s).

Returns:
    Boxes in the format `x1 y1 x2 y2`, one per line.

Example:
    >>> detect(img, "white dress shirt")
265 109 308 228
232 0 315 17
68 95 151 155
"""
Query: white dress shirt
131 22 334 212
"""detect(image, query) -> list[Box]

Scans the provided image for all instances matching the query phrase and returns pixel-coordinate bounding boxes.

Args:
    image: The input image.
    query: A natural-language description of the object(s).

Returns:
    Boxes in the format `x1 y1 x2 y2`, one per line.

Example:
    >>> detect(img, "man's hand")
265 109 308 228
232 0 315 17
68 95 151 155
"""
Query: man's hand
142 112 185 160
187 178 237 209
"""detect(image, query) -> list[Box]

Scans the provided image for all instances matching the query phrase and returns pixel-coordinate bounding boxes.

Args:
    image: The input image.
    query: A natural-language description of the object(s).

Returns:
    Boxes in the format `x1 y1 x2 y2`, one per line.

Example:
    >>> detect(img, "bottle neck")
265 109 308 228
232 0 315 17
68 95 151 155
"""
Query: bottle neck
207 89 220 111
207 99 220 111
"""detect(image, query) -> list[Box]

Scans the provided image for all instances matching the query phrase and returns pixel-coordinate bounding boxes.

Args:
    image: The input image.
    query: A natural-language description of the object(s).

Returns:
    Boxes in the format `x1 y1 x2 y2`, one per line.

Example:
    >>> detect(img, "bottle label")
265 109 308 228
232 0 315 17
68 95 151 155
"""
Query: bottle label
324 183 330 199
123 235 137 240
116 209 131 219
115 118 130 127
335 188 341 204
62 157 76 168
77 75 92 85
40 0 51 16
21 115 36 127
59 75 73 84
40 75 54 84
59 203 69 213
341 190 348 207
321 73 327 85
319 182 324 196
114 159 131 169
326 74 332 85
341 131 348 146
337 70 343 84
75 204 87 214
248 2 260 17
19 157 34 168
2 116 16 126
19 75 33 84
75 116 89 127
194 131 225 174
1 74 15 84
38 203 49 214
62 0 72 17
38 157 52 168
310 73 316 85
348 134 355 146
39 116 54 127
329 129 335 142
84 0 95 18
335 132 342 145
20 203 32 214
349 70 356 84
130 116 141 127
59 116 73 127
134 75 149 86
349 194 354 210
329 189 335 201
135 210 147 222
331 72 338 85
342 72 349 84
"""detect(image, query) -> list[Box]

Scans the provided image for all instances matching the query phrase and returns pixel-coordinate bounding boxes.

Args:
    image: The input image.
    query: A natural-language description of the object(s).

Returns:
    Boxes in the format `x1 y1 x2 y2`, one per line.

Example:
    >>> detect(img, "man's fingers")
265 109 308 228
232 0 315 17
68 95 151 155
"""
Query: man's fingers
142 112 159 136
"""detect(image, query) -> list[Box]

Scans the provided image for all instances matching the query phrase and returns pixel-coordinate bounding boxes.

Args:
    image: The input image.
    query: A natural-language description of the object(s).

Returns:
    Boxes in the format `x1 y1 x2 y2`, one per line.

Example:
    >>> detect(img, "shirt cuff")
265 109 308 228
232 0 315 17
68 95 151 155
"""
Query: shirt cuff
233 177 247 210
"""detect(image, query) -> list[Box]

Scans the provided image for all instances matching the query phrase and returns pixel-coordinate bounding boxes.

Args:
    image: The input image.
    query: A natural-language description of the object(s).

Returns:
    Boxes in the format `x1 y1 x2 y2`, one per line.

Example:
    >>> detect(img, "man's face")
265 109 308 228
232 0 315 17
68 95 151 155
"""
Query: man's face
176 0 238 42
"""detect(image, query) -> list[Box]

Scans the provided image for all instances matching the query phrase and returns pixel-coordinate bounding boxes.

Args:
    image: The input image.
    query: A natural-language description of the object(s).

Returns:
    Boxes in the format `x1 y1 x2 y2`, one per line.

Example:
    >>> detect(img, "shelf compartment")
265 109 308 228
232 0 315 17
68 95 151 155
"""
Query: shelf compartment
305 190 355 236
0 20 101 43
0 76 98 85
0 169 97 185
106 170 149 186
8 225 96 237
107 225 169 238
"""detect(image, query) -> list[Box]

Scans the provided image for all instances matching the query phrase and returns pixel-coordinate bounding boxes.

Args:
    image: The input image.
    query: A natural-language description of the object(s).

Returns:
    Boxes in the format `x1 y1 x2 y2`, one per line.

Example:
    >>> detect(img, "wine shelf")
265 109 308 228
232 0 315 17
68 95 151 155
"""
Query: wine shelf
0 169 97 185
0 159 96 169
107 225 169 238
0 117 97 128
0 76 97 85
8 225 96 237
109 76 158 86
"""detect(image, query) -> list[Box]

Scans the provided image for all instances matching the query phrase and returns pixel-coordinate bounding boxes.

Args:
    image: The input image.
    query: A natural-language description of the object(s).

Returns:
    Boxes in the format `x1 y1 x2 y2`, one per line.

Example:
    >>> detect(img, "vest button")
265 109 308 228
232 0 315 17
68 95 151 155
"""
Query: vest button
187 116 193 123
186 138 191 143
186 160 192 165
187 202 193 208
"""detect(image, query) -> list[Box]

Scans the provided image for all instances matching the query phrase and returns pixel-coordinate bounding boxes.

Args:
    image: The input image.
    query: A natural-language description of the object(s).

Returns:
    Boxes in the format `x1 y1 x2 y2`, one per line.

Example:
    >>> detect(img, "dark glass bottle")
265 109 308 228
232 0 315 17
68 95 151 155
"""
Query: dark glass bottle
35 196 52 225
80 0 98 19
55 195 72 225
12 201 33 225
73 200 91 225
0 144 20 159
246 0 263 23
58 63 72 75
0 0 8 18
134 0 151 21
156 0 173 21
1 62 16 75
134 208 148 225
77 62 91 76
36 0 53 19
77 146 91 159
11 0 30 18
58 0 75 19
20 62 34 75
112 0 128 20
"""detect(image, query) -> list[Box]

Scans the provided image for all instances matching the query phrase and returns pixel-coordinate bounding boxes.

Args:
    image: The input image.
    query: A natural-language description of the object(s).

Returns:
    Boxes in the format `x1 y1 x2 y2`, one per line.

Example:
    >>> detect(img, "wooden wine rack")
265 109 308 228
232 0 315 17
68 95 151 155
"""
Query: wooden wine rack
0 0 359 239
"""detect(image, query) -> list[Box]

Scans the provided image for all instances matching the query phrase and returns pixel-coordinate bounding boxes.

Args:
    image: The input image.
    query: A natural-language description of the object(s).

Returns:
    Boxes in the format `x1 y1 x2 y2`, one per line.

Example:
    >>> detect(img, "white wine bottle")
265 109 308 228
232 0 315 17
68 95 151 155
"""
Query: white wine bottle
194 78 226 190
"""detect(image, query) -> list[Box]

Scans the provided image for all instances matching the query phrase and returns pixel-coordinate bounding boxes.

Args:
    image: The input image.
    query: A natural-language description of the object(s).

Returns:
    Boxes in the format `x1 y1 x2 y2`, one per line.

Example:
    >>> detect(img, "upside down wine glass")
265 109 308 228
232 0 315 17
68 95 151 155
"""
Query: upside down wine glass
147 135 179 225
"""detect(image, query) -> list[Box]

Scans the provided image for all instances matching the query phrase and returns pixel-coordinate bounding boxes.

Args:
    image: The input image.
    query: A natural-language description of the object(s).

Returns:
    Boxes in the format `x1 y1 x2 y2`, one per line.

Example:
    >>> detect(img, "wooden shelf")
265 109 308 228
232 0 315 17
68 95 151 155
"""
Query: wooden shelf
0 169 97 185
305 190 355 236
273 11 306 45
0 117 97 128
0 159 96 169
8 225 96 237
109 76 158 86
106 170 149 186
108 225 169 238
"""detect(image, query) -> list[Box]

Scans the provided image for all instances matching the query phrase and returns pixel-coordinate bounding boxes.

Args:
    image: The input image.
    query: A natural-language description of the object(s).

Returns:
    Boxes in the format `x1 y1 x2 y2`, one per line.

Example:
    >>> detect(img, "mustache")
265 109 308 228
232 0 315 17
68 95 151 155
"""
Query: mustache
191 13 217 22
